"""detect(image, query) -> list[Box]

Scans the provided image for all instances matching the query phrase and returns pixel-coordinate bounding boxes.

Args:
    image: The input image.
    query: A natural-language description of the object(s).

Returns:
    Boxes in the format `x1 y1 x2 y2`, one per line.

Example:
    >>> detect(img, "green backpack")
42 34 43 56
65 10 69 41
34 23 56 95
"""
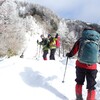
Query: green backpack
78 29 100 64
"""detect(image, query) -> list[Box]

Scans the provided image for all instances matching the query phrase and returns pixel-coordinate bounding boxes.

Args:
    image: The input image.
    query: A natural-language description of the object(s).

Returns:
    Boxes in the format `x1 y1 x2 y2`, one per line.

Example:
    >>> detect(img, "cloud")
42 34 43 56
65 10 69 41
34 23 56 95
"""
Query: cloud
17 0 100 24
73 0 100 23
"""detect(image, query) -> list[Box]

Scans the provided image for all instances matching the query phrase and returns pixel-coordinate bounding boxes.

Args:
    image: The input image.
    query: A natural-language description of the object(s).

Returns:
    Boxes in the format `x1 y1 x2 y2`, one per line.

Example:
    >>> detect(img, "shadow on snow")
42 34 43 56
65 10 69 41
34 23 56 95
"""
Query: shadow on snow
20 67 68 100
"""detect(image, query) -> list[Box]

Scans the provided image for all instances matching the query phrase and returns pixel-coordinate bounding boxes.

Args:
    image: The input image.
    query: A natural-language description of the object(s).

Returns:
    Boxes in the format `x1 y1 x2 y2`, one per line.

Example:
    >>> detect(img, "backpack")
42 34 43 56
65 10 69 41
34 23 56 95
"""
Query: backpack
55 35 60 48
78 29 100 64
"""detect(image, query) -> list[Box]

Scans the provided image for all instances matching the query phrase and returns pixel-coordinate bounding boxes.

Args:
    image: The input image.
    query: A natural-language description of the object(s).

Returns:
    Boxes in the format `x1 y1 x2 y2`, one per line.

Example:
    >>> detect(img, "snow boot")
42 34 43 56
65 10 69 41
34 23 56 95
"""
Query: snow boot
43 58 47 60
75 84 83 100
86 90 96 100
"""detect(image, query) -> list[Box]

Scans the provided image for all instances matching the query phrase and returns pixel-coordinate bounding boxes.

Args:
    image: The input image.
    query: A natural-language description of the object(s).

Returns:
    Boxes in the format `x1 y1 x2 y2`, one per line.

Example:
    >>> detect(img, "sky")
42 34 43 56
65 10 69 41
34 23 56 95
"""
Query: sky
17 0 100 24
0 34 100 100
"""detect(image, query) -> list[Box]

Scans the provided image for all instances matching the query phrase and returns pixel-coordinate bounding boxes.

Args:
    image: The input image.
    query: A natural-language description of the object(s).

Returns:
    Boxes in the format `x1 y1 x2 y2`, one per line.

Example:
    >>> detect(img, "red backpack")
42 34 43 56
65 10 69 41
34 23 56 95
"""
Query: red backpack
56 35 60 48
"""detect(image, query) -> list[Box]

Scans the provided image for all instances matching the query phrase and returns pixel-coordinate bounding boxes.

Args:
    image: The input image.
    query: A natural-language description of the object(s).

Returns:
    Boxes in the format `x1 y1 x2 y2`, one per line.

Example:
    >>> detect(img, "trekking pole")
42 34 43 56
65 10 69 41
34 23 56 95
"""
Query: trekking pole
39 45 41 57
35 43 39 59
35 40 40 59
62 56 68 83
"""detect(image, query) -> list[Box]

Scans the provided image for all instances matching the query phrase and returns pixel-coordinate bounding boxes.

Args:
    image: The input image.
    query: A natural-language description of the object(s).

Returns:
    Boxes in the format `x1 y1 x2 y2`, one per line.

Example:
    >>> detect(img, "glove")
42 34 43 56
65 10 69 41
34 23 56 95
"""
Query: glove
66 53 72 57
37 40 39 43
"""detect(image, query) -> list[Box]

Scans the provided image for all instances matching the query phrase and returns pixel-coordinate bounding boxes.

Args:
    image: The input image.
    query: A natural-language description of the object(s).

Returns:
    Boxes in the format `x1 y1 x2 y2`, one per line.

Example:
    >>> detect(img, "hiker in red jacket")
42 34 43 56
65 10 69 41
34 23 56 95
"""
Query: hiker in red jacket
66 27 100 100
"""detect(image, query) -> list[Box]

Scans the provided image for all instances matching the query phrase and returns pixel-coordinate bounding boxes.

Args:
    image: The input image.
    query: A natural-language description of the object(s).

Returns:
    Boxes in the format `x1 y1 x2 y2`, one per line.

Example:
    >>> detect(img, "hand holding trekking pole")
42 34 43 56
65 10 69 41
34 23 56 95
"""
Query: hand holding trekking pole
66 53 72 57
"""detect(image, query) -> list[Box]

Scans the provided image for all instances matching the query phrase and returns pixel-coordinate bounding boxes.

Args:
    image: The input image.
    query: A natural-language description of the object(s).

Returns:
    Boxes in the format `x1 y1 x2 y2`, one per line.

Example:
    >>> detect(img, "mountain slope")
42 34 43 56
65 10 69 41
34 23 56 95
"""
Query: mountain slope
0 0 100 58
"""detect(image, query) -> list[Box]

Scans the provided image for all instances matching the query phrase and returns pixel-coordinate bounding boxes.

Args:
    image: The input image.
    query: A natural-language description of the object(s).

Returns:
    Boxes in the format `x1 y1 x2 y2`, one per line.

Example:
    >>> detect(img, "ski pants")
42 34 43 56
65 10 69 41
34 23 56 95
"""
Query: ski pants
49 49 56 60
43 50 48 60
75 67 97 90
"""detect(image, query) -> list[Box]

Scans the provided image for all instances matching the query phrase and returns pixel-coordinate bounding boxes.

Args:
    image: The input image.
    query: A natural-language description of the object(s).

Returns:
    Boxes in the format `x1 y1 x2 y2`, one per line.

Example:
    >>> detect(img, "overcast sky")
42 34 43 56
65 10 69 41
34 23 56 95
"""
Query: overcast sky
17 0 100 24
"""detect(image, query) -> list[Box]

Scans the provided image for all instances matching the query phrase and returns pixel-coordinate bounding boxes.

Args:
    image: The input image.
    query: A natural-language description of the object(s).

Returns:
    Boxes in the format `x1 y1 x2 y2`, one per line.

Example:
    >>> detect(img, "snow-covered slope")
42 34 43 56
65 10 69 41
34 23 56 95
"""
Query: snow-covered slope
0 56 100 100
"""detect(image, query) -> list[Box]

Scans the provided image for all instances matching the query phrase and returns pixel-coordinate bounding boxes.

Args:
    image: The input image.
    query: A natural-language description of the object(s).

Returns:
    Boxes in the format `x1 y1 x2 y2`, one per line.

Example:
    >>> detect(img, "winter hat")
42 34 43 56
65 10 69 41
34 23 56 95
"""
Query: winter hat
48 34 51 37
40 34 44 38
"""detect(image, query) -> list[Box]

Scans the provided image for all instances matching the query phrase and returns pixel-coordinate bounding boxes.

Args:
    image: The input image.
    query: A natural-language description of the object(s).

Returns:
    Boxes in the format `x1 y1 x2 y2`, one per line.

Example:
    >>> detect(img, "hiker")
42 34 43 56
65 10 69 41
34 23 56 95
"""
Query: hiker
66 27 100 100
37 34 49 60
48 34 57 60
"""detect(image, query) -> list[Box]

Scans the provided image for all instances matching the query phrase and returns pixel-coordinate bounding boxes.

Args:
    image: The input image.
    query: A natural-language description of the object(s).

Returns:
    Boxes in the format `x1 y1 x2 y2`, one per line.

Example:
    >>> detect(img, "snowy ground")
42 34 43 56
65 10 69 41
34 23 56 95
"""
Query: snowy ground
0 56 100 100
0 34 100 100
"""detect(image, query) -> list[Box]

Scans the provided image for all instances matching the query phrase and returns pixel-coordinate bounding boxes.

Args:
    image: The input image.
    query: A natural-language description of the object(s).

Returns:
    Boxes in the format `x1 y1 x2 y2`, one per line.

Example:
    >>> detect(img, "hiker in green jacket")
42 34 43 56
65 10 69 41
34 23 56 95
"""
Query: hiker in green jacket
37 34 49 60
